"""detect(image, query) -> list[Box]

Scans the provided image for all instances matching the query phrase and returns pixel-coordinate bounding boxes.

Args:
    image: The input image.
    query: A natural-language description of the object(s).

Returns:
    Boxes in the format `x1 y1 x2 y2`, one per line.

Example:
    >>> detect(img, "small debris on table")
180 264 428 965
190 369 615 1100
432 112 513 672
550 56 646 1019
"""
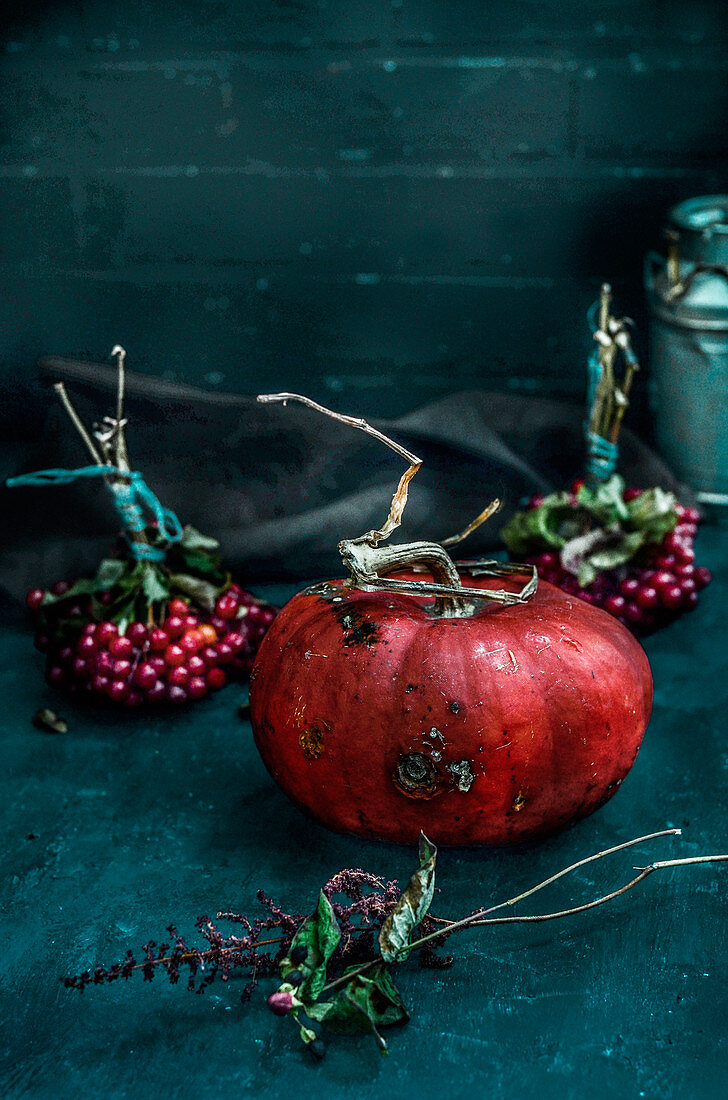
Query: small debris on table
32 708 68 734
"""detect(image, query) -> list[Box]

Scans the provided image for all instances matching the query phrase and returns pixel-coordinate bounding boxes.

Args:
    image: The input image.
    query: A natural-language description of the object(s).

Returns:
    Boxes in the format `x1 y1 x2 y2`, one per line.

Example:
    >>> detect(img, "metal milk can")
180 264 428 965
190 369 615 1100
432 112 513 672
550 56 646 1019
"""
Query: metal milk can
645 195 728 508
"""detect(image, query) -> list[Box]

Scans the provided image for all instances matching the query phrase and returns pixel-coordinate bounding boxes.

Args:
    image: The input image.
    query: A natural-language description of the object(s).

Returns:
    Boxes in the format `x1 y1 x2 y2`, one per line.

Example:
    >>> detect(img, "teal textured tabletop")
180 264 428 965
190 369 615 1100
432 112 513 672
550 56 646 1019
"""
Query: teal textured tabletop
1 531 727 1100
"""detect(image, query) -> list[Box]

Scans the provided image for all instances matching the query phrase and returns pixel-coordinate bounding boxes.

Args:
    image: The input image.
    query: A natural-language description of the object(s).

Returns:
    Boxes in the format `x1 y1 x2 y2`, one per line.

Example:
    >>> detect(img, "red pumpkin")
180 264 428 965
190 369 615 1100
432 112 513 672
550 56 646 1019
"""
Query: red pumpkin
249 567 652 846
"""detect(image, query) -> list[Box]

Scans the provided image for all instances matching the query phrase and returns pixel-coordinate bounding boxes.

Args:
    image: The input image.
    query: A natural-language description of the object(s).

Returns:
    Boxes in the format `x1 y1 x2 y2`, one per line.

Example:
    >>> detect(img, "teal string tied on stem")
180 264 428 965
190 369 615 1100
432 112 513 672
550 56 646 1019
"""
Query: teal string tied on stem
6 464 183 562
585 292 620 486
586 431 618 484
586 346 602 420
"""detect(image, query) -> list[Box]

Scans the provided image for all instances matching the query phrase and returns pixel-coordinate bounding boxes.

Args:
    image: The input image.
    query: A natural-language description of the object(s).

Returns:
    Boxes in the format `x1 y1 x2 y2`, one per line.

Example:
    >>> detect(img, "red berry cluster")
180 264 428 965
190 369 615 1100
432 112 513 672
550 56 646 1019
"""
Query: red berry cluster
523 488 711 635
26 586 276 707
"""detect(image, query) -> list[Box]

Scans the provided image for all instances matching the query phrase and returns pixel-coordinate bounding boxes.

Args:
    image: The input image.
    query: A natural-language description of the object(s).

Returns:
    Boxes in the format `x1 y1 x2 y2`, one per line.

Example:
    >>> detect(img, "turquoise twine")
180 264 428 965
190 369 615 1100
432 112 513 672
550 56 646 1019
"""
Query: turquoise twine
586 347 602 417
586 431 618 482
585 300 619 484
6 465 183 562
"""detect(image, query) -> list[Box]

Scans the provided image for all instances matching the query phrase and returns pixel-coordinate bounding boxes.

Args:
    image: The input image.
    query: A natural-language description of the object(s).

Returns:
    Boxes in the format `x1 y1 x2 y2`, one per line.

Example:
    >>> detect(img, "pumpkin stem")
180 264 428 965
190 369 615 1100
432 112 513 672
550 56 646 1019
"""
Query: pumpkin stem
257 391 537 616
339 538 472 617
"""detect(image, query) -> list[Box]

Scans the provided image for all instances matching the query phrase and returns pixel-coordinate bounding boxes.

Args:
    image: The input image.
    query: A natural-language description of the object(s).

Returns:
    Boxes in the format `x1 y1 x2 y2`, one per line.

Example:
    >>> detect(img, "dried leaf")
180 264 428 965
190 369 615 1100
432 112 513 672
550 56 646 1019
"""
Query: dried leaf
306 964 408 1047
96 558 127 590
626 487 677 543
285 891 341 1001
561 526 645 587
141 564 170 605
588 530 645 572
167 573 222 613
180 525 220 552
177 549 226 582
501 492 588 554
40 576 100 607
577 475 629 525
379 832 437 963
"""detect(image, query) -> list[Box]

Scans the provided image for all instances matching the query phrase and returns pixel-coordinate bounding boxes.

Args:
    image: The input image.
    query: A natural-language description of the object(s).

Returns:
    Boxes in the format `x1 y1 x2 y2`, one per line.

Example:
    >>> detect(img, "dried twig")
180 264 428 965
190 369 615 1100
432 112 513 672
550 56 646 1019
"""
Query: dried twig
257 392 421 546
53 383 104 466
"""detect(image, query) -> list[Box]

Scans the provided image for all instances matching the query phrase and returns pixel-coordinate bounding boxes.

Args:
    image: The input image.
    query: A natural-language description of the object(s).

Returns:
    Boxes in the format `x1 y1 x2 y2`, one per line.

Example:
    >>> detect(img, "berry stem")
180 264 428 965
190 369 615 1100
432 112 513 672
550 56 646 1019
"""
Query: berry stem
409 845 726 949
111 344 130 472
318 829 701 996
458 827 681 916
53 383 105 467
587 283 640 481
121 934 289 976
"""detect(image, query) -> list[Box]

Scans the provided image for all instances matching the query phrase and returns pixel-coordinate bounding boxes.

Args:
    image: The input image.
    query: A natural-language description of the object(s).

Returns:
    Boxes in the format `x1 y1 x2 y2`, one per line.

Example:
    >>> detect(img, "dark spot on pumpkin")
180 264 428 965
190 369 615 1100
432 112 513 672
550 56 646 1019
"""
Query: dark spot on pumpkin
334 606 381 647
393 752 441 799
449 701 460 714
299 724 326 760
512 791 527 812
405 684 416 693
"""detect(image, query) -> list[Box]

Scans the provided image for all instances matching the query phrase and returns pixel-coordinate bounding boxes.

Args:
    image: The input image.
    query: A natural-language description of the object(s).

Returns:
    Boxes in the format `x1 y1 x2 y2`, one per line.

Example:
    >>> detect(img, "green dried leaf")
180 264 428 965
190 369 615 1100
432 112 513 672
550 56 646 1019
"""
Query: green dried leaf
167 572 224 613
626 487 677 544
561 525 646 588
501 492 590 554
113 561 146 593
96 558 127 590
500 503 552 554
379 832 437 963
177 549 226 582
285 892 341 1001
141 564 170 605
179 525 220 552
102 587 142 627
577 475 629 525
575 561 597 588
588 530 645 572
306 964 408 1044
40 576 100 607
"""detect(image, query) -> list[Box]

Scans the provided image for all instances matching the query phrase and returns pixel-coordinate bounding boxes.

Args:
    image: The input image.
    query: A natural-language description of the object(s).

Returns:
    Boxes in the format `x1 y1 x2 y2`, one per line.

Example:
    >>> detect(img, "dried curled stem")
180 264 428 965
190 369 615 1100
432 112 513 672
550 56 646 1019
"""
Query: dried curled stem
441 498 501 548
257 392 422 546
258 392 534 615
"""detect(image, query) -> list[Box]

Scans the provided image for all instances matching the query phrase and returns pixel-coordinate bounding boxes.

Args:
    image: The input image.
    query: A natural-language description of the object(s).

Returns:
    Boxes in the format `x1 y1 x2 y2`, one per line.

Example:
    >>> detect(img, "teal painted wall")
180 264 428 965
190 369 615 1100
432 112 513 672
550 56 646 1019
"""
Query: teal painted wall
1 1 727 430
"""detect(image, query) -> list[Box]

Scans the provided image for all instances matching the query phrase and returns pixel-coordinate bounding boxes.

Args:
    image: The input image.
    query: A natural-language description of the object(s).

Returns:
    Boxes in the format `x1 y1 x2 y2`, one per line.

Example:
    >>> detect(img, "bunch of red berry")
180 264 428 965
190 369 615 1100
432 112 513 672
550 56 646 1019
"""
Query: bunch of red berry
26 584 275 707
522 485 711 635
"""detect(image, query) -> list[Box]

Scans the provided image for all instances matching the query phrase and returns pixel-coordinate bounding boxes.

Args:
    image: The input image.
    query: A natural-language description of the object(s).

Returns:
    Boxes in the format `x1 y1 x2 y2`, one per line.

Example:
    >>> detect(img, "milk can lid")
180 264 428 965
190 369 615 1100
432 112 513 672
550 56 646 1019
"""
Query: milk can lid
670 195 728 235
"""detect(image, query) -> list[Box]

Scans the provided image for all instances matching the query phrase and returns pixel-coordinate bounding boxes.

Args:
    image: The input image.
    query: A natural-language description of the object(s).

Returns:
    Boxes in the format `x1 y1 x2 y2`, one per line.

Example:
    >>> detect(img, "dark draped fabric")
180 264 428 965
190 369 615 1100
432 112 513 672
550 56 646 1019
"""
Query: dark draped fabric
0 357 684 601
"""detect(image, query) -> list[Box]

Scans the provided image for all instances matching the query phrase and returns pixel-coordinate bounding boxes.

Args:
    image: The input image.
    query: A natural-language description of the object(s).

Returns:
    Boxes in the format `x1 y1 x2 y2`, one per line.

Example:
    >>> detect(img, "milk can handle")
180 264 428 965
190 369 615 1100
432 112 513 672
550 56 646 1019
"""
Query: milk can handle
645 251 728 302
